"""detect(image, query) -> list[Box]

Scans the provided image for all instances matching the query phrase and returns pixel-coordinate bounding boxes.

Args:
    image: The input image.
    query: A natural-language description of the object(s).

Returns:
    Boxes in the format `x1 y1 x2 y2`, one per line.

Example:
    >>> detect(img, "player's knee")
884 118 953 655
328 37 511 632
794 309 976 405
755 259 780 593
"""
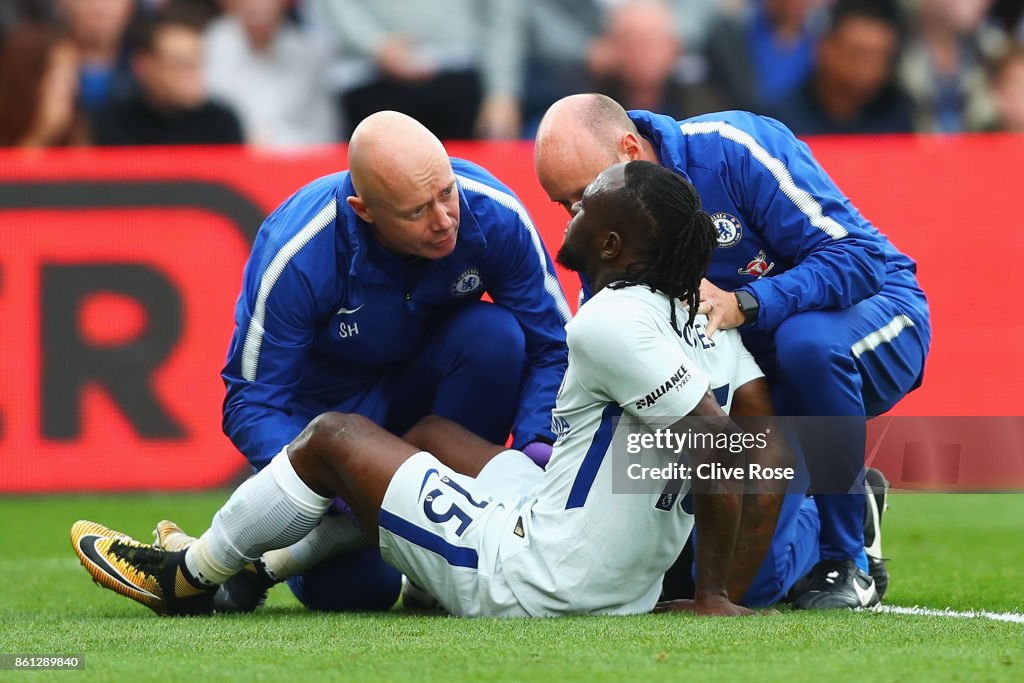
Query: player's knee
287 548 402 612
407 414 448 437
452 304 526 373
306 411 369 445
774 317 845 379
299 412 370 467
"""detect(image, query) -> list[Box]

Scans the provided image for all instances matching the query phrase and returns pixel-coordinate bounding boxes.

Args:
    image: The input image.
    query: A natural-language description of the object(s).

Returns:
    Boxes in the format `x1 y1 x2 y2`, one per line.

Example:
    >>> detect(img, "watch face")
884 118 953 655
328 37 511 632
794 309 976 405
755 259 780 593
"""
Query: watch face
736 291 758 323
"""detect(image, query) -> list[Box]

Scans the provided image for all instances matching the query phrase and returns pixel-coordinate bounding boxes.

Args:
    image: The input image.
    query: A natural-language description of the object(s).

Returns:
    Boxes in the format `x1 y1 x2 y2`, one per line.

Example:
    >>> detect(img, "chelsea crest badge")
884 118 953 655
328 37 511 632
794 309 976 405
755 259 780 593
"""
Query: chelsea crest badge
710 212 743 248
451 268 483 296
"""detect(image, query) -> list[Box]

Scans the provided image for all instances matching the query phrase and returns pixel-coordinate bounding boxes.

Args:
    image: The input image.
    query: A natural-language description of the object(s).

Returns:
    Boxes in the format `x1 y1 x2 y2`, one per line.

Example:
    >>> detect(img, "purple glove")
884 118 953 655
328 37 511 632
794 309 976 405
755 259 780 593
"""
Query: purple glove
521 441 554 469
329 497 353 516
329 497 363 530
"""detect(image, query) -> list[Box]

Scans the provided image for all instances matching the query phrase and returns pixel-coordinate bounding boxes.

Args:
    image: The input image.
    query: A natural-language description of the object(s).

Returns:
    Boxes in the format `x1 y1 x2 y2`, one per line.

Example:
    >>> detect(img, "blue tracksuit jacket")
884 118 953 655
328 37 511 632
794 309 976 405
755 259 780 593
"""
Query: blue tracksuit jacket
222 158 571 469
627 109 928 334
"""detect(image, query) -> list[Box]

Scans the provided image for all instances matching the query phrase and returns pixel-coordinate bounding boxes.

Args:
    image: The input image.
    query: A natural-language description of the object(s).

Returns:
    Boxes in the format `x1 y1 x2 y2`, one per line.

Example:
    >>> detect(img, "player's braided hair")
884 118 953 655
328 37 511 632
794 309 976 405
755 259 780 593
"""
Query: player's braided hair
610 160 717 334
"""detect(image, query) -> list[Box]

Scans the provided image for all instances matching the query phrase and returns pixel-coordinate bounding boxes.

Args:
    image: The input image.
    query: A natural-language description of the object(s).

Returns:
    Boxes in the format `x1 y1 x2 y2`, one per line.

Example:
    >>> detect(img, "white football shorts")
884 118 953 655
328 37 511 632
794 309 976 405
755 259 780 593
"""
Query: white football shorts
377 449 542 617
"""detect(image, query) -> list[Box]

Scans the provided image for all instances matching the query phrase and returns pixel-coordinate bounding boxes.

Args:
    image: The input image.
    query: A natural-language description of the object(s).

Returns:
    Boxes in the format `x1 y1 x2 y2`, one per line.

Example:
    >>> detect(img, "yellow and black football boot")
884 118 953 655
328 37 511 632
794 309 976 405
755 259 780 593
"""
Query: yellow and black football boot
70 520 215 616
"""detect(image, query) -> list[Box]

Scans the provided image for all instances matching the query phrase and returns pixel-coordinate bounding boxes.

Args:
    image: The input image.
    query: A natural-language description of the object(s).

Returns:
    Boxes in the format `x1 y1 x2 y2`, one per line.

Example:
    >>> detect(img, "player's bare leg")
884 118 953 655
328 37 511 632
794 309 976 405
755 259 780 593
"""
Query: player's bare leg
286 412 419 545
71 411 411 614
401 415 507 477
70 409 516 615
148 414 508 614
225 414 511 612
289 412 514 541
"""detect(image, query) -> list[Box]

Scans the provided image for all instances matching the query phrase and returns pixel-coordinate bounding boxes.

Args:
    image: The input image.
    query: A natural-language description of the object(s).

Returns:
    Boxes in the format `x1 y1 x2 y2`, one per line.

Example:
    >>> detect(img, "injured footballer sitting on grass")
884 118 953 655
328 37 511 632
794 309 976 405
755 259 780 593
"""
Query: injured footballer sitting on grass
70 161 885 617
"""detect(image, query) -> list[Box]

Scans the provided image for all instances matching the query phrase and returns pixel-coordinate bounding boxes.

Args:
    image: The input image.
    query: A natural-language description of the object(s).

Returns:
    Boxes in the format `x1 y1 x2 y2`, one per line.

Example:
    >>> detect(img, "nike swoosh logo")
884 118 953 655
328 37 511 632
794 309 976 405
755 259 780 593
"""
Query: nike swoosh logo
419 468 439 496
336 304 364 315
853 577 878 606
77 534 159 600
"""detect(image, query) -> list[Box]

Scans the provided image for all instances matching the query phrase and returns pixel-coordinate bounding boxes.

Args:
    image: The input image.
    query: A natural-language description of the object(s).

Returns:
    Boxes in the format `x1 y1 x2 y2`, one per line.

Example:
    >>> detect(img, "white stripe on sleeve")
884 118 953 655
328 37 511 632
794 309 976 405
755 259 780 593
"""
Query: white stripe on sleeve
240 200 338 381
679 121 849 240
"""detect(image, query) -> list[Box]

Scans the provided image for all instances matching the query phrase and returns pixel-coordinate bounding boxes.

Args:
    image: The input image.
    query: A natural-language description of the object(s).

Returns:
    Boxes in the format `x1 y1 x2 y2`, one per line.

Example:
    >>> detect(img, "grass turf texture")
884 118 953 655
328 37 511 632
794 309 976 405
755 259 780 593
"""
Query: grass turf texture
1 492 1021 681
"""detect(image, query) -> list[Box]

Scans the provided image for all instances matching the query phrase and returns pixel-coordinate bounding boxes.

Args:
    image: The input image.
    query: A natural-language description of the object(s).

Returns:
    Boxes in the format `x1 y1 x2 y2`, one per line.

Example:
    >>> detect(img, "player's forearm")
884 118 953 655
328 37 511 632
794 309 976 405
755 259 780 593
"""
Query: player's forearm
693 489 742 602
724 417 791 600
725 491 784 601
680 397 745 599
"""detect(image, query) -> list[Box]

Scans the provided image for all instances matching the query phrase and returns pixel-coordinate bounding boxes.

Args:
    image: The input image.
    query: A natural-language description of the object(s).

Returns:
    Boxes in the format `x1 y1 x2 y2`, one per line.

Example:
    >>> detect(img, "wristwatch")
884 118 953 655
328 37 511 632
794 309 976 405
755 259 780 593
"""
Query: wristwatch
734 289 759 326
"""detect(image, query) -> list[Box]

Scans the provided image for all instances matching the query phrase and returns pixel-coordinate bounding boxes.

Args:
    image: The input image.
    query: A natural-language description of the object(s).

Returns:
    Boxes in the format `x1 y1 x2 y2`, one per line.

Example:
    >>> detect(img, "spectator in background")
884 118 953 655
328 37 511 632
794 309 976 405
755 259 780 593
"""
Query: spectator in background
705 0 828 112
770 0 913 135
0 22 87 147
520 0 605 137
991 47 1024 132
990 0 1024 48
92 9 242 146
590 0 725 120
520 0 721 138
898 0 997 132
668 0 723 54
204 0 338 148
139 0 221 24
1 1 56 44
316 0 524 140
57 0 136 114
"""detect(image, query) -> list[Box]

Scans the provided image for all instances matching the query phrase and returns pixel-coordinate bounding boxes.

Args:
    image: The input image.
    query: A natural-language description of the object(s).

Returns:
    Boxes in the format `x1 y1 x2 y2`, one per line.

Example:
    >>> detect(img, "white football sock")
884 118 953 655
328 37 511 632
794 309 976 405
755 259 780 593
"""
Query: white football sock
184 448 331 585
261 513 370 581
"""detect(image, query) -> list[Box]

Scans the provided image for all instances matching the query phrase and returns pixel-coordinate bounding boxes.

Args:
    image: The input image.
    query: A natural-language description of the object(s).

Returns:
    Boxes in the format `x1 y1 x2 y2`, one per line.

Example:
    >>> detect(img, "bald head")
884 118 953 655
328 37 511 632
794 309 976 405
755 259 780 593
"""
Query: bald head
346 111 461 259
537 93 635 146
348 111 451 207
534 94 655 215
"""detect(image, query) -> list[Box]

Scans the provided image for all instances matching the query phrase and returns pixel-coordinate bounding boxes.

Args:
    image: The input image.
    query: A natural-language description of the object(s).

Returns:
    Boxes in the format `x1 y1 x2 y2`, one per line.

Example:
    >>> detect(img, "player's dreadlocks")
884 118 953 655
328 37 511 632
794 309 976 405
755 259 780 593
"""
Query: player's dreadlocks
610 160 717 334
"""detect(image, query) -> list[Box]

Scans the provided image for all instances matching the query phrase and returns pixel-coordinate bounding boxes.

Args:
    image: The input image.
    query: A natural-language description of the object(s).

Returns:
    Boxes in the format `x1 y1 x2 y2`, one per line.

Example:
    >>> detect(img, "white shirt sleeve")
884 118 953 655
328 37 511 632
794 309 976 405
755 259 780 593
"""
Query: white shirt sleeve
568 298 710 422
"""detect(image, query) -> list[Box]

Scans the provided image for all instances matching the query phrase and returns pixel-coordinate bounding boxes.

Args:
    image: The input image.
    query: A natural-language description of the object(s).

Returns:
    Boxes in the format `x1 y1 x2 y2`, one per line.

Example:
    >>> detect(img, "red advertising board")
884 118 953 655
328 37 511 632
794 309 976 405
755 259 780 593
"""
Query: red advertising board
1 136 1023 492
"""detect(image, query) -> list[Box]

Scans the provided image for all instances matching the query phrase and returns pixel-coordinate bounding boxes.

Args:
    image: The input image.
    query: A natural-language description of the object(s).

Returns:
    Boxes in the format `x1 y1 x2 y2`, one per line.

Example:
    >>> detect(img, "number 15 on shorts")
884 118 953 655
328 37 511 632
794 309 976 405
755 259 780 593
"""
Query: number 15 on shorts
422 473 489 537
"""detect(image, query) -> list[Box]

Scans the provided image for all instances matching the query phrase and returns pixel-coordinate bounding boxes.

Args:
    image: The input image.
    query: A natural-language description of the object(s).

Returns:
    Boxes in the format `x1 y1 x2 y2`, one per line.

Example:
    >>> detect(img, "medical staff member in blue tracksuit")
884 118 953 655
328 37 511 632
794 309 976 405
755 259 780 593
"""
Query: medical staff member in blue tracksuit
534 94 929 609
219 111 570 612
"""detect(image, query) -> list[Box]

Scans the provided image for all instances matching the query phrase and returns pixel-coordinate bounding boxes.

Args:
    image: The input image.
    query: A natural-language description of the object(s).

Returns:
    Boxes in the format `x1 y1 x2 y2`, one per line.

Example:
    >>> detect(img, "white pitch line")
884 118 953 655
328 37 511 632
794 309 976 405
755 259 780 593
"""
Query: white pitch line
873 604 1024 624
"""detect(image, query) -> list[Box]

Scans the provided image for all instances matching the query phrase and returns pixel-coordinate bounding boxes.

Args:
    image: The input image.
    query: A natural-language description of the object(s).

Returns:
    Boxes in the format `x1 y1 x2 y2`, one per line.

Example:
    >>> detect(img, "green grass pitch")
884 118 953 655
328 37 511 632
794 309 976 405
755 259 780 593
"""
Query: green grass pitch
1 492 1022 681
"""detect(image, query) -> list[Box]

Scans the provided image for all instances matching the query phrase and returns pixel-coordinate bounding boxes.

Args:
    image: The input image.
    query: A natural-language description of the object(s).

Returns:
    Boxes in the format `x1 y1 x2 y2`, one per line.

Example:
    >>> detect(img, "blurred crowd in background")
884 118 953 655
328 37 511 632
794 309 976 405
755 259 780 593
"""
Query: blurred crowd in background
2 0 1024 149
